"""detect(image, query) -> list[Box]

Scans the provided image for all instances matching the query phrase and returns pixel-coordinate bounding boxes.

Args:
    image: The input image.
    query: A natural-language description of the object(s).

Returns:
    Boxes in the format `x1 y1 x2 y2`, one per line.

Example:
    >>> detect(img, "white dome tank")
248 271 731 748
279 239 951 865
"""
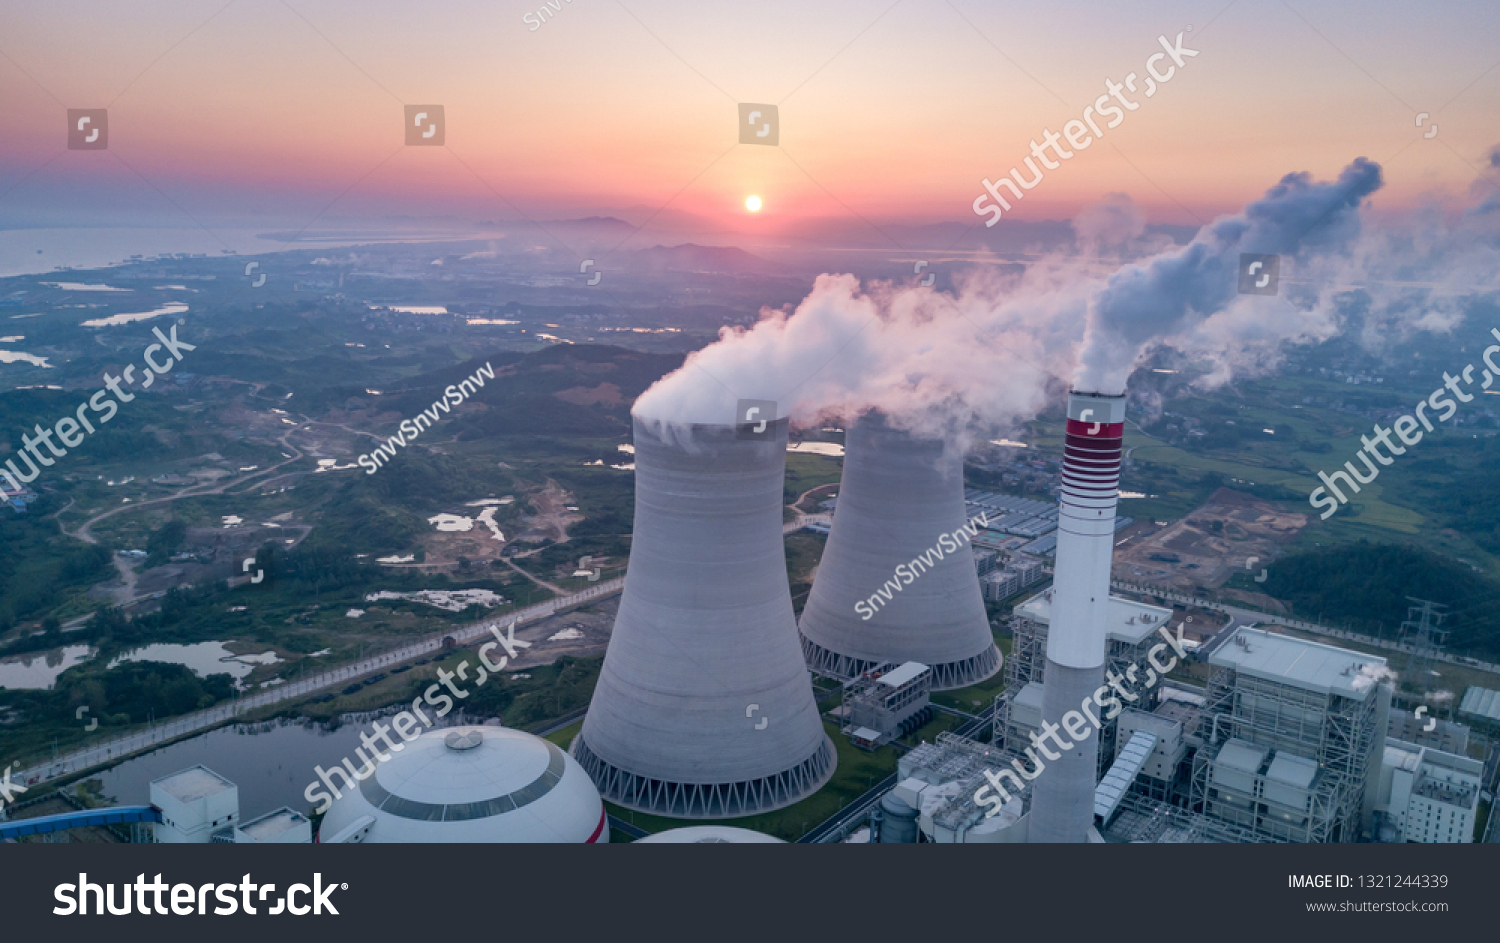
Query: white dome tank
319 726 607 843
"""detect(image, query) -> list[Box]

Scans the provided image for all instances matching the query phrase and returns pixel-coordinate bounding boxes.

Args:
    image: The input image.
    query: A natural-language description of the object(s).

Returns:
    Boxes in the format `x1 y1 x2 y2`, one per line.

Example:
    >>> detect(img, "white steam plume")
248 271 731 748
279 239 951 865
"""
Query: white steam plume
637 157 1500 443
1073 158 1384 393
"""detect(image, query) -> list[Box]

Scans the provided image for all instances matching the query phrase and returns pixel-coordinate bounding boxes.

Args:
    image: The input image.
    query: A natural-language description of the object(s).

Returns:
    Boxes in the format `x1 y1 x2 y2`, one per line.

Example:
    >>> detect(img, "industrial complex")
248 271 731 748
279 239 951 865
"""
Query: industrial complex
5 395 1494 847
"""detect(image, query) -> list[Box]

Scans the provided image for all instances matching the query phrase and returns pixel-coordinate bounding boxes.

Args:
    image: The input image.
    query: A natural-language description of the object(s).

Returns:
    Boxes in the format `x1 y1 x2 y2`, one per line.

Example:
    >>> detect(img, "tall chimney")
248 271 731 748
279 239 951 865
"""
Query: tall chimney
572 415 835 817
1027 390 1126 843
798 412 1000 689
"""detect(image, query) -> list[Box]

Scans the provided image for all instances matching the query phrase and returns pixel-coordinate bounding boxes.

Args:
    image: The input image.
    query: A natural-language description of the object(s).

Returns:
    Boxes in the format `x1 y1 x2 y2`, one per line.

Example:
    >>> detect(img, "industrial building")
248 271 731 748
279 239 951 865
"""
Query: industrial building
151 766 241 843
798 412 1001 690
234 808 313 844
878 732 1030 843
1459 686 1500 730
1387 710 1470 755
1372 739 1483 843
839 661 933 749
1189 627 1391 843
320 726 608 843
574 416 835 818
997 590 1175 778
1072 625 1483 845
979 554 1047 602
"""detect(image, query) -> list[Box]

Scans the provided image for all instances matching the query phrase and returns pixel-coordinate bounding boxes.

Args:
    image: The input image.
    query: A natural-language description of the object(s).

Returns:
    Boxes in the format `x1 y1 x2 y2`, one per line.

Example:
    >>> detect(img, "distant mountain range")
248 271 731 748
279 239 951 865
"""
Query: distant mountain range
625 243 781 275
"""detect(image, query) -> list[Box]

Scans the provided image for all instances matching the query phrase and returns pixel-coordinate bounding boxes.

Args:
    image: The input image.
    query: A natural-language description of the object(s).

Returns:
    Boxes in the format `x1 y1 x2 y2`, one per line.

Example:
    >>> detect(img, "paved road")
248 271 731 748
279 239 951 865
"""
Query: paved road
14 578 625 789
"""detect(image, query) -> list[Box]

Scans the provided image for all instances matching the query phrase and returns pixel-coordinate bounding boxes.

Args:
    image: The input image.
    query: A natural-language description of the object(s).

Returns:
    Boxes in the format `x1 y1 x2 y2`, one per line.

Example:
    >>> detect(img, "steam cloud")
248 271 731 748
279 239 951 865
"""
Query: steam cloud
637 156 1500 441
1074 158 1383 392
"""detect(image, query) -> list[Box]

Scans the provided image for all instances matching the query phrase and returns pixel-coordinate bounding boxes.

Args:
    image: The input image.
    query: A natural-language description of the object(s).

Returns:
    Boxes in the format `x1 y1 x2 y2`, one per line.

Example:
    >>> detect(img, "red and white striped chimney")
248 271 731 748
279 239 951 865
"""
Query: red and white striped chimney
1027 389 1126 843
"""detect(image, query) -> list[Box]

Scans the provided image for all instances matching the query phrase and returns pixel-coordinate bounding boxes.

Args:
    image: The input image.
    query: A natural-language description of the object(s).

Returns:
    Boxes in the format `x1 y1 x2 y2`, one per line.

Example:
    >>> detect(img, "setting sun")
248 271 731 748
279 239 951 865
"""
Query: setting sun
745 195 762 212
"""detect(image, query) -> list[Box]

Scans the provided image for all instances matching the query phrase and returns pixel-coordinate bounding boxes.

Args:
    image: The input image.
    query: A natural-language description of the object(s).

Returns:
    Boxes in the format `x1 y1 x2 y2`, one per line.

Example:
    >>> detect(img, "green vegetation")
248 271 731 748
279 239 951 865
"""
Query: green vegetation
145 517 188 566
784 452 842 505
785 532 825 611
1241 540 1500 658
0 657 237 766
0 494 112 631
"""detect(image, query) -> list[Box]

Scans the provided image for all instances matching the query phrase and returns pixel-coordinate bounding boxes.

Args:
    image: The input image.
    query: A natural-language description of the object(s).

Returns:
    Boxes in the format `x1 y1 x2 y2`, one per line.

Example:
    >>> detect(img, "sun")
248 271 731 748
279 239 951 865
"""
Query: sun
745 195 762 212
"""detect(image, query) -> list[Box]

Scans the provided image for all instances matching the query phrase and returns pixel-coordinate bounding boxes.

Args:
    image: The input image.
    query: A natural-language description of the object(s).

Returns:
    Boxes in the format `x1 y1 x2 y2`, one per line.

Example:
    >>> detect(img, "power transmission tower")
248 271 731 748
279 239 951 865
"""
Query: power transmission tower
1400 597 1448 694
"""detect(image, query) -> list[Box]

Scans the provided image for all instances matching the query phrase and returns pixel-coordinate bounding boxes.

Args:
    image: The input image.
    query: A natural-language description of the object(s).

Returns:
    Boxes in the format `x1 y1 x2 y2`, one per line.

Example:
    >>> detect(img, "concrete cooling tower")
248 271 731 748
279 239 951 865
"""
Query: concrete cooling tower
572 415 835 818
1027 390 1126 843
797 412 1001 690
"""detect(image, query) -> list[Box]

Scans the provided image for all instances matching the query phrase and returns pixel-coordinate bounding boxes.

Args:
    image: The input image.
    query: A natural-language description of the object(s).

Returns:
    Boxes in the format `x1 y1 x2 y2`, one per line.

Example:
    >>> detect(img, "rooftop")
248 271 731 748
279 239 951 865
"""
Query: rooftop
1015 591 1174 645
1459 686 1500 723
877 661 930 689
151 765 235 803
238 807 308 841
1209 627 1390 699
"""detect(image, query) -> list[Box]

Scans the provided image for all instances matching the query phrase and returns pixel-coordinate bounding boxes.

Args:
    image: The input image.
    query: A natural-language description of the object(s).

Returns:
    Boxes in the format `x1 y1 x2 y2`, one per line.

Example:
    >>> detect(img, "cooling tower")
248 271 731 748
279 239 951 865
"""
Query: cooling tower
797 412 1001 690
1027 390 1126 843
572 415 835 818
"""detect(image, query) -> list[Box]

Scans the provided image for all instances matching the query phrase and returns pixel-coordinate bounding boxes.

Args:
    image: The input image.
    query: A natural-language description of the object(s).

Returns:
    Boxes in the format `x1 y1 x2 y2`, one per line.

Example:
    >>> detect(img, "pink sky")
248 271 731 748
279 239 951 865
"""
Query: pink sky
1 0 1497 237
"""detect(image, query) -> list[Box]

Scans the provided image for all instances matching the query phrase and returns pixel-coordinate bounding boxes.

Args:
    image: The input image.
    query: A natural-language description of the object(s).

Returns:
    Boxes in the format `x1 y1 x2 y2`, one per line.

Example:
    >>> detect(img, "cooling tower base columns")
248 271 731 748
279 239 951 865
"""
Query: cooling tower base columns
572 735 836 819
801 636 1000 691
1024 660 1105 843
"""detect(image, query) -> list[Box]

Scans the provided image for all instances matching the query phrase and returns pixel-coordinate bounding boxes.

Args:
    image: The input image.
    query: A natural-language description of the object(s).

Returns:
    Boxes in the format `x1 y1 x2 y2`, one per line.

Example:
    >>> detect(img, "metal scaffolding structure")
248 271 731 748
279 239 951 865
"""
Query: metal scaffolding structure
1002 606 1164 773
1106 794 1279 844
1188 657 1384 843
1004 613 1048 691
905 733 1033 837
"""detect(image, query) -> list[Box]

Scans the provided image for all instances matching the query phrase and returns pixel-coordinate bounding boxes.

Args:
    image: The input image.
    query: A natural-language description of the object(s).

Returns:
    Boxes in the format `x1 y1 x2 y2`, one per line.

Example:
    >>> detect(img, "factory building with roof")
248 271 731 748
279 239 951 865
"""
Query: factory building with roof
997 591 1178 778
1189 627 1392 843
1372 739 1483 843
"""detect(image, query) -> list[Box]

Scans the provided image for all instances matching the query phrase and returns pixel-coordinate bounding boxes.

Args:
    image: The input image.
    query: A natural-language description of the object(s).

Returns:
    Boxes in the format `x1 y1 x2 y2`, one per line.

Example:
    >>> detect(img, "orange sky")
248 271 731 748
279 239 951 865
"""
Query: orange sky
1 0 1497 236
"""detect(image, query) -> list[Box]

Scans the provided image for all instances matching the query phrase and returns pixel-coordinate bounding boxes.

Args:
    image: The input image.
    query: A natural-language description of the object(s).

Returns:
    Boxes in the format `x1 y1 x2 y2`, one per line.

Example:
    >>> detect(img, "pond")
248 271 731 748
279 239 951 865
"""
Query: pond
0 645 95 690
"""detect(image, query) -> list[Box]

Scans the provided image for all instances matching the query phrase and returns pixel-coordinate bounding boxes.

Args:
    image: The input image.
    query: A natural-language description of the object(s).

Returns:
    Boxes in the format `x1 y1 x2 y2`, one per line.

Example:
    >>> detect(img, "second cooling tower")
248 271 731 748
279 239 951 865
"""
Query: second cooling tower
798 413 1001 690
572 415 835 818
